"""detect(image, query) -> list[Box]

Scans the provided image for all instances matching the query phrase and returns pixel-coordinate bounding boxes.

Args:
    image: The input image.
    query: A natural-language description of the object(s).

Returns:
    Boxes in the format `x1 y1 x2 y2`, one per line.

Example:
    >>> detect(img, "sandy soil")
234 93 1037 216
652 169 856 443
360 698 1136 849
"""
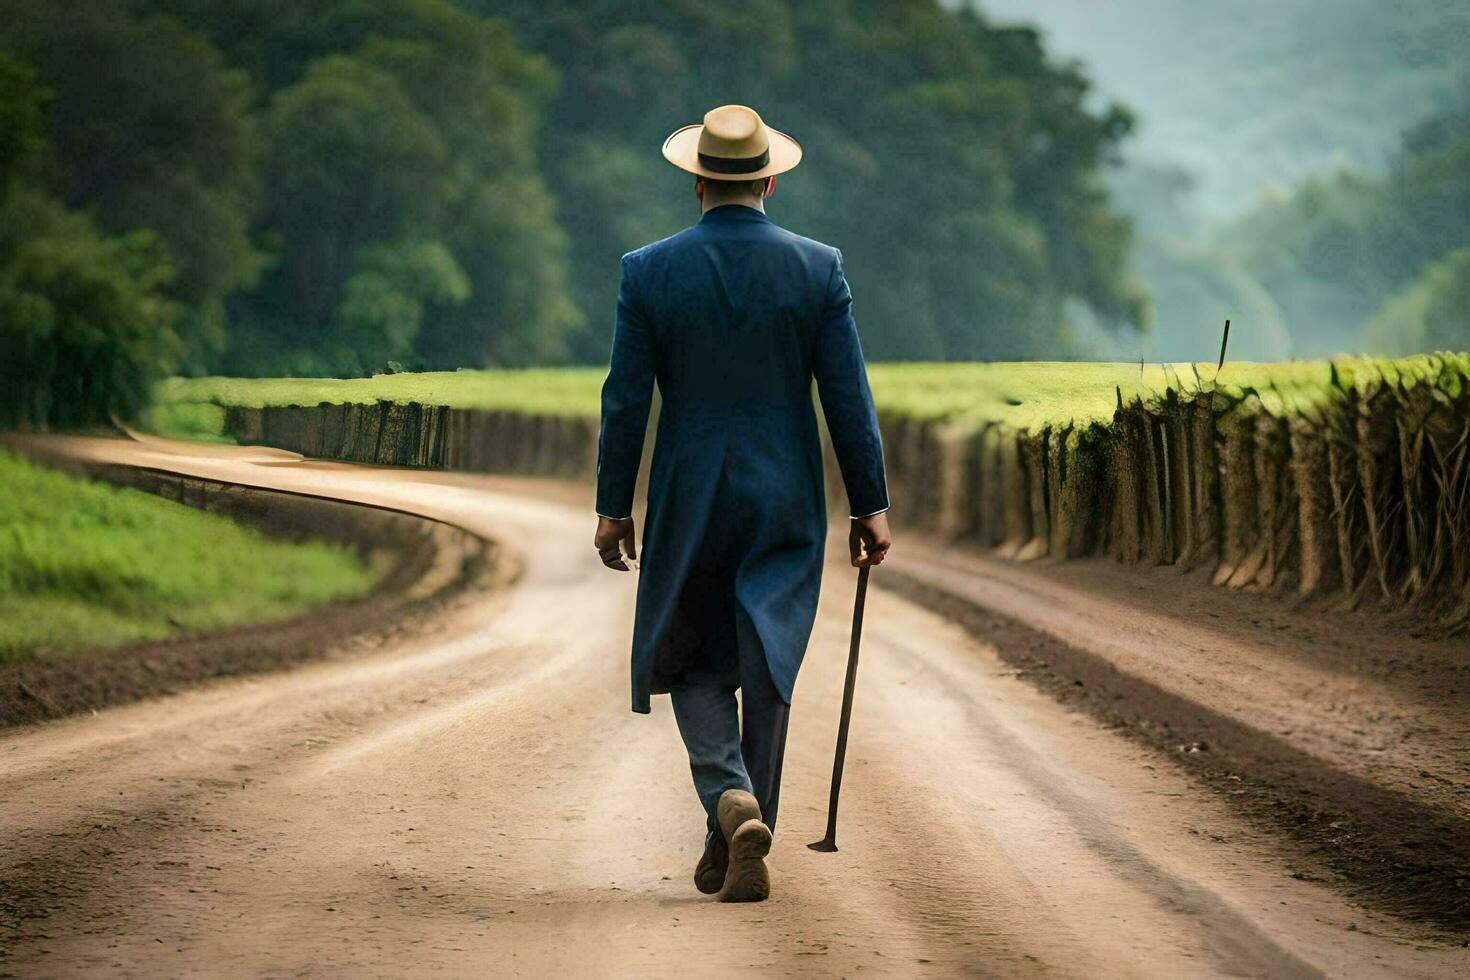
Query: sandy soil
892 540 1470 827
1 437 1464 977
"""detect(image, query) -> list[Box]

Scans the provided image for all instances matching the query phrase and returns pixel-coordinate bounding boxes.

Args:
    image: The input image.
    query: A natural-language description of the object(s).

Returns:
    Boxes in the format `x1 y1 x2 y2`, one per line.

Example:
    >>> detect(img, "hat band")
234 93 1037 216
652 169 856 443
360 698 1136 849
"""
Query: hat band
698 148 770 175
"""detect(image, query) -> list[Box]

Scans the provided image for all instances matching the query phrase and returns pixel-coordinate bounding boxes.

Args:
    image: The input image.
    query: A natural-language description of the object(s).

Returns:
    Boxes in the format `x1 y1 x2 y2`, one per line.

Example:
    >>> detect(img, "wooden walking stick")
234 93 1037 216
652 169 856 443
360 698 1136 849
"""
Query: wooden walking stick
808 564 871 853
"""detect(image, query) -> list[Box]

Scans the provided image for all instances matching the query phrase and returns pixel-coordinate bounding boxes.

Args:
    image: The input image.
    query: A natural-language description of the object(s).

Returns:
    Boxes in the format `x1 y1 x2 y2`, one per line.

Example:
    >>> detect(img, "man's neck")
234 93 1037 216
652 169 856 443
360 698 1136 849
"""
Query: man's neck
701 196 766 215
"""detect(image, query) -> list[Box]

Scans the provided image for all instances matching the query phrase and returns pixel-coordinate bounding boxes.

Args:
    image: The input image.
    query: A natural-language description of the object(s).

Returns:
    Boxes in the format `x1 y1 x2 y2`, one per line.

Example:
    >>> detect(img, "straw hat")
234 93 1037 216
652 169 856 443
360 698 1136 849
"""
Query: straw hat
662 105 802 181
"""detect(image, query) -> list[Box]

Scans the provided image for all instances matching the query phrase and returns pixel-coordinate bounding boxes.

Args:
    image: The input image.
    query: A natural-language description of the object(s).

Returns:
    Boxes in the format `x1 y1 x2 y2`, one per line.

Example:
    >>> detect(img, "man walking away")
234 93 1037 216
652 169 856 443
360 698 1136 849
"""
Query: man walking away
594 105 891 902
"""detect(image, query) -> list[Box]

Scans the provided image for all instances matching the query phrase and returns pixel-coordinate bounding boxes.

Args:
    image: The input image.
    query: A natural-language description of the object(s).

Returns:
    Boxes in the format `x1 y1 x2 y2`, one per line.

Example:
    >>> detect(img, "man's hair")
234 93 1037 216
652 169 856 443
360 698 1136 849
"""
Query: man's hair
698 176 770 198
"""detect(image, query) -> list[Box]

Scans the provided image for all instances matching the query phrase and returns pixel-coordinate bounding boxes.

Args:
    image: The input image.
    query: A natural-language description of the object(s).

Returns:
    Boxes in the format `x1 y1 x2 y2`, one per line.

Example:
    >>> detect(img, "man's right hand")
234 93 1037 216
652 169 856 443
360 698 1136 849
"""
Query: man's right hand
595 516 637 571
849 512 892 567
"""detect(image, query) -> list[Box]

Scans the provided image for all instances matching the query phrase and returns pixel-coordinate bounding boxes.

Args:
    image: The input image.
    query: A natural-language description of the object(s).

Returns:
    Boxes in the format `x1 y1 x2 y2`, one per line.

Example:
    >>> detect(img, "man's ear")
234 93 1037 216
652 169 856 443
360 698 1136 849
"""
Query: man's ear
695 177 706 202
763 176 777 199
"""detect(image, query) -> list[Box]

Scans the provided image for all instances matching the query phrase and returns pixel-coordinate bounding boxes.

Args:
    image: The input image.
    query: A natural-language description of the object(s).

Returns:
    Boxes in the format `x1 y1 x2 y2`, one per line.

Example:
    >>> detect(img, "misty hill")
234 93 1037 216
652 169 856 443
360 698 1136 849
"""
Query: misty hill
975 0 1470 215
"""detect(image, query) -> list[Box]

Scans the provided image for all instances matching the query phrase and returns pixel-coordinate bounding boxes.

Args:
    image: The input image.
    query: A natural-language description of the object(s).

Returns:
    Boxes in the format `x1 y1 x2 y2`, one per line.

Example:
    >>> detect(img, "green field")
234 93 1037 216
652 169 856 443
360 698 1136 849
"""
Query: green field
0 451 378 662
150 355 1470 438
150 369 607 430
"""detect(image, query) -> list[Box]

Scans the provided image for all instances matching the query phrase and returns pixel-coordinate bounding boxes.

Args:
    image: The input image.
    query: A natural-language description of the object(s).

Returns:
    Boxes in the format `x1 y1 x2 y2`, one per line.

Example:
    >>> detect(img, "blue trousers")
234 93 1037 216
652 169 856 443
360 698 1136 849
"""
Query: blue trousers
669 607 791 835
662 489 793 835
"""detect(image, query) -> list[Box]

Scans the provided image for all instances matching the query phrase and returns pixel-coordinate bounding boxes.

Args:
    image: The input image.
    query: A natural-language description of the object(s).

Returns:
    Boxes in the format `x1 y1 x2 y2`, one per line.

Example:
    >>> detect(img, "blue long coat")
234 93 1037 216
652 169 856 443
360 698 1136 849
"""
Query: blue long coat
596 204 888 714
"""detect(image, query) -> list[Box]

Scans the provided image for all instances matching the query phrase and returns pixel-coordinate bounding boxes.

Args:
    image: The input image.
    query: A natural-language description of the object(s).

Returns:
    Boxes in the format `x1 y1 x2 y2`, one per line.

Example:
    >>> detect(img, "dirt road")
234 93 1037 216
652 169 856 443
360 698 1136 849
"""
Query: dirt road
1 438 1462 977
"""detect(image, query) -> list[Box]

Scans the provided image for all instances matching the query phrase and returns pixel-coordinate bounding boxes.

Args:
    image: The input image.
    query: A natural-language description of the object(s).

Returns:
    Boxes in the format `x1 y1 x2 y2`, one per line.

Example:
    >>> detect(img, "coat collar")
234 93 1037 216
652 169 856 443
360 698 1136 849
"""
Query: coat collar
699 204 771 224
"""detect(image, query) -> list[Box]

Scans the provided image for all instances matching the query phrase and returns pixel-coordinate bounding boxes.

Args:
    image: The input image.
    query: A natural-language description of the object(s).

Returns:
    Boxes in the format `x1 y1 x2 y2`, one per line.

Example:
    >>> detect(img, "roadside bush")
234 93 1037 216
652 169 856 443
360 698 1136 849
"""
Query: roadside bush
0 191 182 429
0 51 184 431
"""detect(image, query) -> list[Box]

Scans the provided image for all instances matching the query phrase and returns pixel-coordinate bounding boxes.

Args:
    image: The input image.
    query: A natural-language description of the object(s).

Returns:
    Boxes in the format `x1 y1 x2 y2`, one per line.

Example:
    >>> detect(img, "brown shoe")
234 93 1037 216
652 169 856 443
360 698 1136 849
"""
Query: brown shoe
716 789 772 903
694 830 728 894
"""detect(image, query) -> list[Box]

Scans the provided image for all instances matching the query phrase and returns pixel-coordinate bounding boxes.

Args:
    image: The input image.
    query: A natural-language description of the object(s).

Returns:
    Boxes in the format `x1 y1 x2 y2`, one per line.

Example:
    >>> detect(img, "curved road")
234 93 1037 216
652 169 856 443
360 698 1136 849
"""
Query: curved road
0 437 1458 977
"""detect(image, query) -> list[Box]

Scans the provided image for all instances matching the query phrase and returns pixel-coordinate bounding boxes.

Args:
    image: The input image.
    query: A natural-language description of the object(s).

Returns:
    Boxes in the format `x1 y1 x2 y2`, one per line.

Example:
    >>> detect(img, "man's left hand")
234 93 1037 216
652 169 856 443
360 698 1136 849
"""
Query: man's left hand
595 516 638 571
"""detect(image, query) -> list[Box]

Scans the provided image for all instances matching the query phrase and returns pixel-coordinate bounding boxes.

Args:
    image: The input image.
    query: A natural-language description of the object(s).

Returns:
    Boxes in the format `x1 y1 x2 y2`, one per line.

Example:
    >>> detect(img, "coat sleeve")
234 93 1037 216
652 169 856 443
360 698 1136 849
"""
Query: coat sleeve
813 248 889 519
595 255 656 520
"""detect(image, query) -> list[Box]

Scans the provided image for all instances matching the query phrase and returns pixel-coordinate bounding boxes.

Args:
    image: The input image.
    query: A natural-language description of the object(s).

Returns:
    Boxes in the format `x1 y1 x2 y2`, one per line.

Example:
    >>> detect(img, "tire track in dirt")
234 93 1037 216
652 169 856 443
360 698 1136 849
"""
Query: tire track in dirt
1 436 1462 977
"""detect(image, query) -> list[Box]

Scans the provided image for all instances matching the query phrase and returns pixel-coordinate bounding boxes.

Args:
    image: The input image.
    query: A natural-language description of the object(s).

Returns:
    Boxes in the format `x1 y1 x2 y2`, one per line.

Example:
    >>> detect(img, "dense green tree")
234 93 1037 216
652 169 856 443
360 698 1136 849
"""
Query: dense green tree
466 0 1145 361
2 0 1145 386
0 54 47 190
1 0 261 368
332 240 471 372
163 0 581 373
257 54 450 325
348 26 578 366
0 190 182 429
0 50 184 429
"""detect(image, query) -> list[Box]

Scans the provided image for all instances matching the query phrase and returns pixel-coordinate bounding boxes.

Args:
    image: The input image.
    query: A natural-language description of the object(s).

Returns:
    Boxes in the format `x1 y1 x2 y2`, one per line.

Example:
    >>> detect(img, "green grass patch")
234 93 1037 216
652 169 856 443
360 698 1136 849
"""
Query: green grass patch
151 354 1470 434
0 450 378 662
157 368 607 420
139 399 233 443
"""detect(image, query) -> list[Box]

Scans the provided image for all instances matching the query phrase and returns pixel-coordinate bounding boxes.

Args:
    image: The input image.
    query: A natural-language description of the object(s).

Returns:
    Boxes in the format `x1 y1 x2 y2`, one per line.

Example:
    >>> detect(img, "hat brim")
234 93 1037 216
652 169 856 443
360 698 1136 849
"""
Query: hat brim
662 123 803 180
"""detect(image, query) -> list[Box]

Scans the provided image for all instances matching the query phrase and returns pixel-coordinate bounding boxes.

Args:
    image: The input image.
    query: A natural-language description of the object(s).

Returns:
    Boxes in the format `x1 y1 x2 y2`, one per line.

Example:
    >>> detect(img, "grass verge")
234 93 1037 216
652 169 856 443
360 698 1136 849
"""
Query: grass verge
0 450 377 662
